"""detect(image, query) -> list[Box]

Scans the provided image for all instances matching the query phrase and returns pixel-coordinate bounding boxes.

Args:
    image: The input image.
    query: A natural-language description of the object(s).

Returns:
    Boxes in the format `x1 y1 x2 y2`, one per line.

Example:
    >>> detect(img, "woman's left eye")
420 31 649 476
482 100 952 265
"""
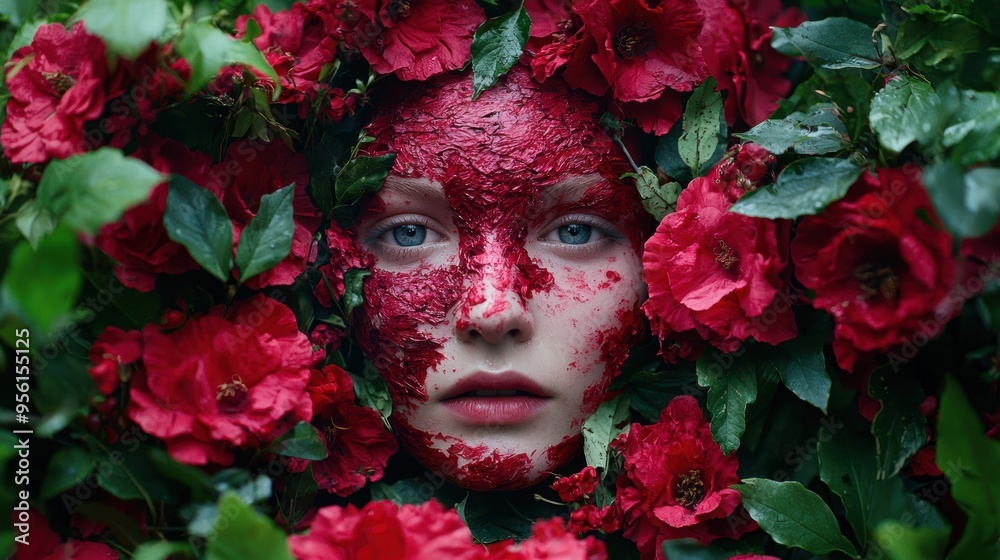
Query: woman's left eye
392 224 427 247
557 224 593 244
542 219 611 246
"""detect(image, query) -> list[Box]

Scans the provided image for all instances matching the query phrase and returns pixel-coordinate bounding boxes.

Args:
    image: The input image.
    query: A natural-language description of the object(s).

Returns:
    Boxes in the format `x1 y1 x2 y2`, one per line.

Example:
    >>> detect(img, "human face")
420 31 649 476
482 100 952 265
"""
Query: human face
352 171 647 490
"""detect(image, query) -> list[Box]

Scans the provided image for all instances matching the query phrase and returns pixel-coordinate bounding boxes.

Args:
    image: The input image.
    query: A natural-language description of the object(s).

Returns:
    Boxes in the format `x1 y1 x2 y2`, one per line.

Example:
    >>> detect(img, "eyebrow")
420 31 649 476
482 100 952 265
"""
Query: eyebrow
537 175 609 206
380 176 448 202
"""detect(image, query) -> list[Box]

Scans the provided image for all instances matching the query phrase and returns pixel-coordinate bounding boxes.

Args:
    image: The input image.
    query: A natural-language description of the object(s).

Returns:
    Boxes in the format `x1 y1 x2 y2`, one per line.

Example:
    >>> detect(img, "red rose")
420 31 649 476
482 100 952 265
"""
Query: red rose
615 396 756 559
551 465 599 502
1 22 109 164
698 0 805 126
217 140 321 289
488 518 607 560
128 296 314 465
290 365 398 496
643 144 797 353
339 0 485 81
289 499 483 560
791 167 959 371
94 136 219 292
88 326 143 395
13 511 118 560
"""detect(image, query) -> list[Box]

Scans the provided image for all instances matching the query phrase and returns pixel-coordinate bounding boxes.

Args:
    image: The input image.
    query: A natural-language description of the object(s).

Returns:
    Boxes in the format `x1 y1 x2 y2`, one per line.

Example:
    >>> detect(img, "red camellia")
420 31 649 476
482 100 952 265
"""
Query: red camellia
488 518 607 560
643 144 797 353
88 326 143 395
290 364 398 496
95 136 219 292
289 499 483 560
339 0 485 81
551 465 599 503
615 396 756 559
791 166 959 371
13 511 118 560
1 22 110 164
217 140 322 289
128 296 314 465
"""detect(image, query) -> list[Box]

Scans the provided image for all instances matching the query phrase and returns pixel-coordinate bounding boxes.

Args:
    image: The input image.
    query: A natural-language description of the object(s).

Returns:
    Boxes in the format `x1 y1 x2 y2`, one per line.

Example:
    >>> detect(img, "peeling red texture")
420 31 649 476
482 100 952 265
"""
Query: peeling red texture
356 264 464 407
545 433 583 466
581 304 647 414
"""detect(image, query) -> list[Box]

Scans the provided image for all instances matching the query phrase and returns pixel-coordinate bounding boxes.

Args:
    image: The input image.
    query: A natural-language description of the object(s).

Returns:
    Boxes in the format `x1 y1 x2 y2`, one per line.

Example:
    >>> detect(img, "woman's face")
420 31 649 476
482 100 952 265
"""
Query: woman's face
350 69 649 489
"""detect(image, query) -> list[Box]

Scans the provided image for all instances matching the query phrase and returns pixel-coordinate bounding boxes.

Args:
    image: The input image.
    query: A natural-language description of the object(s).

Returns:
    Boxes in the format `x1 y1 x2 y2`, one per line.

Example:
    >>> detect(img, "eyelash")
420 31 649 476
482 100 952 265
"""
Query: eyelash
367 214 444 260
541 214 621 256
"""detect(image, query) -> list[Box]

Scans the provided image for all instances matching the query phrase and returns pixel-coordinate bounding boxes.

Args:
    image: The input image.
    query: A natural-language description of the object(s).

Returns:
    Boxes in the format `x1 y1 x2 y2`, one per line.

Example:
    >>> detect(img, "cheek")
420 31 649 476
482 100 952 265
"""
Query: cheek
356 263 464 407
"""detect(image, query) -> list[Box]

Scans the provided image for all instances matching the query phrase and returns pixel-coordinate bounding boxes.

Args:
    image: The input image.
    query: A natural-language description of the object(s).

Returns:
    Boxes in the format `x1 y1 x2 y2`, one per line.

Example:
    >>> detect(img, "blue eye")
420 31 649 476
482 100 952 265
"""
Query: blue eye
557 224 593 244
392 224 427 246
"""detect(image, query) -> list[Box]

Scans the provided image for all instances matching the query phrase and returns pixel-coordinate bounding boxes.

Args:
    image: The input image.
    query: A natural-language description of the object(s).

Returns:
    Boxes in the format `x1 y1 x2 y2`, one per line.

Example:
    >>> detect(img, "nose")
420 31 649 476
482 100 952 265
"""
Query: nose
455 276 535 344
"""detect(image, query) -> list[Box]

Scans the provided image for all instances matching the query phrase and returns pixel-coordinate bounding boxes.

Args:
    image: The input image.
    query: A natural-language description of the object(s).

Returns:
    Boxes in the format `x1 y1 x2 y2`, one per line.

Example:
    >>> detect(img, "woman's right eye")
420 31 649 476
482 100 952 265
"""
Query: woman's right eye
372 218 445 249
391 224 427 247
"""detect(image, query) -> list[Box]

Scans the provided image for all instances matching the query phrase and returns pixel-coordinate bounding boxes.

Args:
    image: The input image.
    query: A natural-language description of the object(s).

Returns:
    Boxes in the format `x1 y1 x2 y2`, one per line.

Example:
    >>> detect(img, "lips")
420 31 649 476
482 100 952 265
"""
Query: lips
440 372 552 425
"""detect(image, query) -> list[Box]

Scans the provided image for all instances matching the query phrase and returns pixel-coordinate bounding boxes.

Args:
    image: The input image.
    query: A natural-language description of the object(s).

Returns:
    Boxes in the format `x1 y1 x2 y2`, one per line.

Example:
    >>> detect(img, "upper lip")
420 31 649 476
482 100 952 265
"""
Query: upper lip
440 371 552 401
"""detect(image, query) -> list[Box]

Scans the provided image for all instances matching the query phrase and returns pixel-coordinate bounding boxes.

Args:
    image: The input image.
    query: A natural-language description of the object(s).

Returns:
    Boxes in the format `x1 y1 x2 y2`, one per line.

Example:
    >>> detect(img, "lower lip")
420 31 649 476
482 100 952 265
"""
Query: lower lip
442 396 548 425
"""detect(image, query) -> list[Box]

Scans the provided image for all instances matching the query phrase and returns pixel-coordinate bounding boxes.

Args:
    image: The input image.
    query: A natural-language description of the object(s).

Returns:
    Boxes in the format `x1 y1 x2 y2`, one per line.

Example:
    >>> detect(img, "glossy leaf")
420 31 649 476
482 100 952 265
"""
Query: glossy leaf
735 104 850 155
678 77 726 178
870 76 943 152
924 162 1000 239
234 184 294 283
205 493 294 560
342 268 370 319
760 325 831 413
696 352 758 454
334 154 395 205
74 0 169 60
267 422 328 461
735 478 858 557
772 17 881 70
868 367 926 479
729 157 862 219
582 392 631 472
164 175 234 282
40 446 93 499
471 3 531 99
175 21 280 98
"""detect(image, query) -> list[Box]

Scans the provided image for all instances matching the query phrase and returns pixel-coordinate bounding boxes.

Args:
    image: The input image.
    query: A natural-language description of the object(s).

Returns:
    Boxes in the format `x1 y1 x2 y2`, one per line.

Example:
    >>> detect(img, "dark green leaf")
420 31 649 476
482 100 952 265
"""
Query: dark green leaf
581 392 631 472
95 444 178 502
351 359 393 420
342 268 370 319
41 446 94 499
868 366 926 479
175 21 280 98
334 154 395 206
760 325 831 413
132 541 194 560
936 376 1000 558
623 166 678 221
148 448 214 502
735 478 858 557
2 226 81 333
661 540 732 560
234 184 294 283
771 17 880 70
818 429 882 545
279 467 317 529
735 104 850 155
267 422 328 460
870 76 942 152
205 493 294 560
74 0 169 60
924 162 1000 239
678 77 725 178
471 3 531 99
0 0 39 26
164 175 234 282
696 351 758 454
35 147 165 234
729 157 862 219
872 522 949 560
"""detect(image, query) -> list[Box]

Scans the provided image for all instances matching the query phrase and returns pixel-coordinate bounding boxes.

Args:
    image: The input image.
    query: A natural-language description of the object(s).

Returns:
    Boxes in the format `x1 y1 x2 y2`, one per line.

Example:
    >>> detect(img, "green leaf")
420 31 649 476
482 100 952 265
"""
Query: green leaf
870 76 943 152
623 166 678 222
1 226 81 333
278 467 317 529
205 493 294 560
6 20 42 58
734 478 858 557
471 3 531 99
760 326 831 413
872 522 949 560
943 90 1000 166
818 429 883 545
678 77 725 178
234 184 294 283
132 541 194 560
729 157 862 219
35 147 165 235
868 366 927 479
0 0 39 27
696 352 758 454
74 0 169 60
164 175 234 282
342 268 370 319
175 21 280 98
924 163 1000 239
735 104 850 155
95 443 178 502
771 17 881 70
581 392 631 472
351 360 393 421
267 422 327 460
936 376 1000 558
14 201 57 249
334 154 396 206
40 446 94 499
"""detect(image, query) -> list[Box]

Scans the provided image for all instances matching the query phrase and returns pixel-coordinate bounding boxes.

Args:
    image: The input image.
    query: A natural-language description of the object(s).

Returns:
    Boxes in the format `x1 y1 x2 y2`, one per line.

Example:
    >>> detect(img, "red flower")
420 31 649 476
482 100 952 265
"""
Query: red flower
1 22 109 164
615 396 756 559
227 0 344 119
642 144 797 353
551 466 599 502
13 511 118 560
94 136 219 292
698 0 805 126
88 326 143 395
290 365 398 496
340 0 485 81
568 505 620 534
128 296 314 465
488 518 607 560
791 167 959 371
217 140 321 289
289 499 483 560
